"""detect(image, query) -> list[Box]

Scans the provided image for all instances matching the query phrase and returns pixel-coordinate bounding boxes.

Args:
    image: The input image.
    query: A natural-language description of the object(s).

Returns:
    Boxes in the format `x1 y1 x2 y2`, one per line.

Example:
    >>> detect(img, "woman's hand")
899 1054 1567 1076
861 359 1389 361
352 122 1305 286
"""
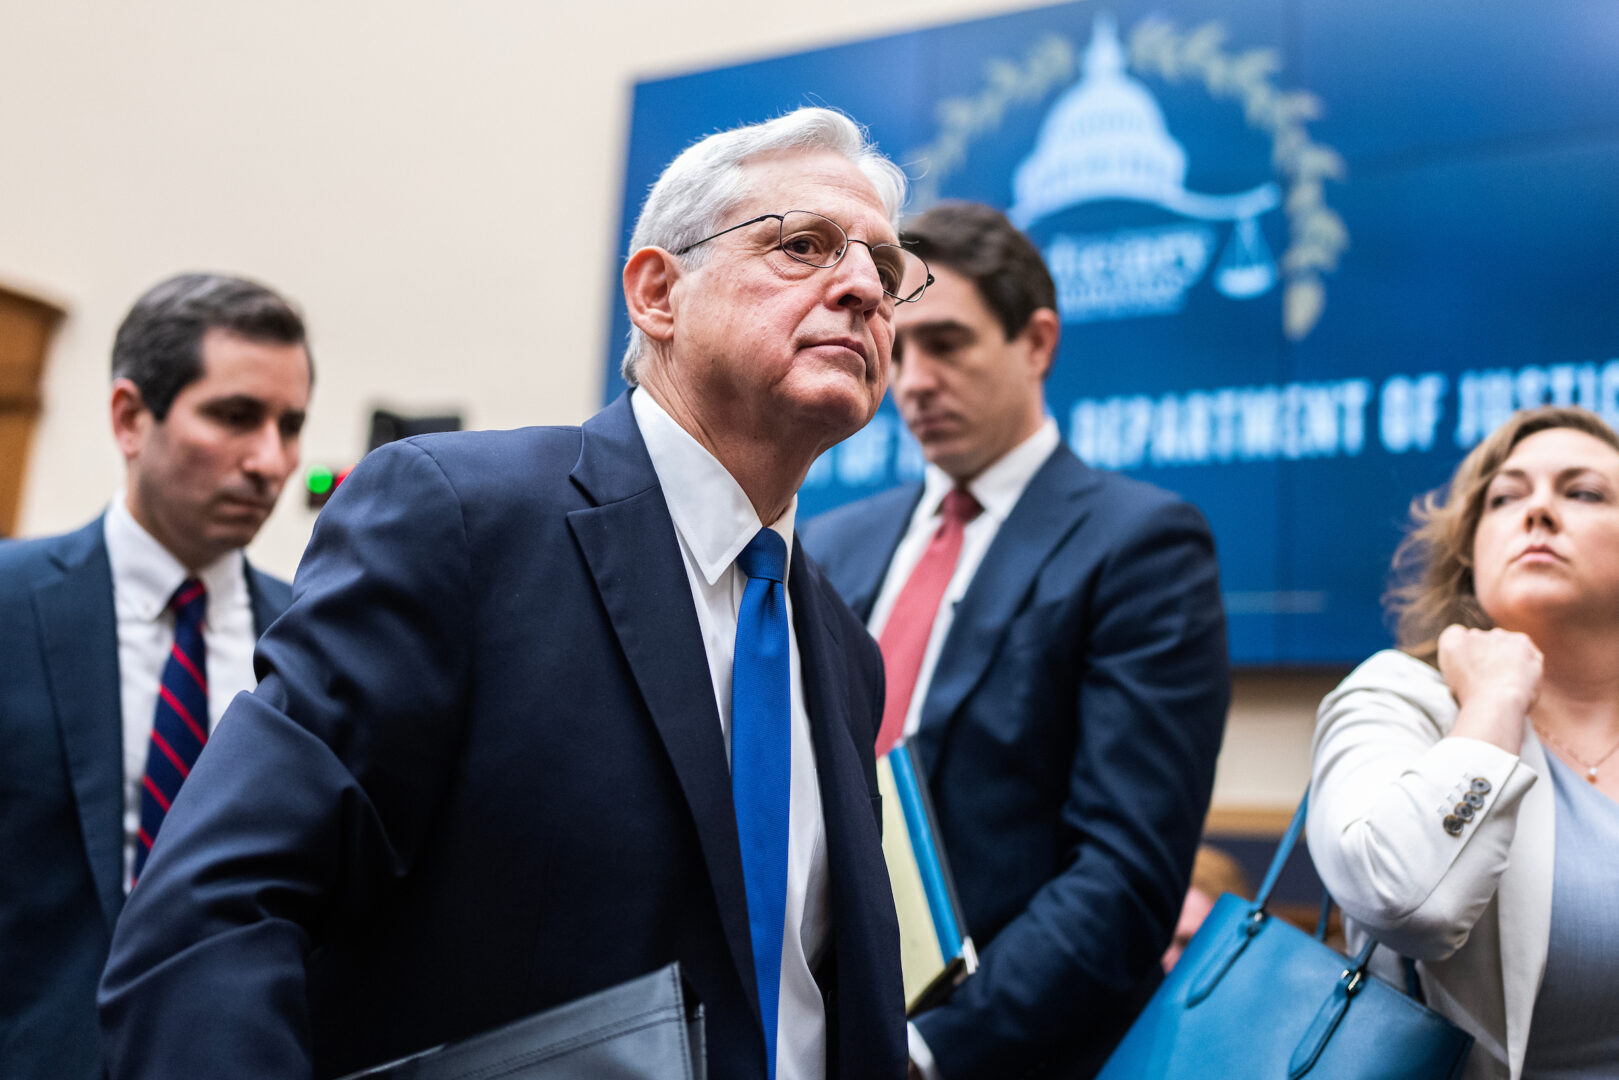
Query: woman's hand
1438 625 1542 754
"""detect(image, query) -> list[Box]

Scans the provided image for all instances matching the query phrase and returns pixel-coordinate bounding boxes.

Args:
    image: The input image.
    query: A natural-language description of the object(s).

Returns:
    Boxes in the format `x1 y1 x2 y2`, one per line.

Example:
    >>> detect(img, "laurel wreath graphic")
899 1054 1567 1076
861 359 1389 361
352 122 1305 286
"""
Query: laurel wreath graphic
906 34 1079 207
905 19 1348 341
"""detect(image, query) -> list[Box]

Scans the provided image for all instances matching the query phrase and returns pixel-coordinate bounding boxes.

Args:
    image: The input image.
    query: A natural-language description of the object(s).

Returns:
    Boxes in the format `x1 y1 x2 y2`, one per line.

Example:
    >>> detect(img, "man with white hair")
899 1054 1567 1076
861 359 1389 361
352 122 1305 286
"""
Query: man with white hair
100 108 918 1080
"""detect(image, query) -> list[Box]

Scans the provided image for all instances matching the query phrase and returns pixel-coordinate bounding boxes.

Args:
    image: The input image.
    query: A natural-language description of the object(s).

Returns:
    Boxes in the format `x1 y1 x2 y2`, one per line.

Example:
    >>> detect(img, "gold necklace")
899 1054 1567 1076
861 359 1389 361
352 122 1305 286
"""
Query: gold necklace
1533 723 1619 784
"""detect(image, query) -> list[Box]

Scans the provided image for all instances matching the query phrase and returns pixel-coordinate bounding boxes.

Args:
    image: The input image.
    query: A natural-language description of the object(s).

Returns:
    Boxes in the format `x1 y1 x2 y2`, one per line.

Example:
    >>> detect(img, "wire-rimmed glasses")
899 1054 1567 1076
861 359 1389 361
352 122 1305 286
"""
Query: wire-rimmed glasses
675 211 933 304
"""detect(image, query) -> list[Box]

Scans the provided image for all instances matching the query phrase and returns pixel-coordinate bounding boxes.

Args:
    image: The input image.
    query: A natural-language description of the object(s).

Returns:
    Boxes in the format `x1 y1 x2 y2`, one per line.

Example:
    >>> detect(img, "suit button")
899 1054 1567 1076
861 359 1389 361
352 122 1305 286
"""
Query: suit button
1454 801 1475 821
1470 777 1492 795
1443 814 1464 836
1465 791 1485 809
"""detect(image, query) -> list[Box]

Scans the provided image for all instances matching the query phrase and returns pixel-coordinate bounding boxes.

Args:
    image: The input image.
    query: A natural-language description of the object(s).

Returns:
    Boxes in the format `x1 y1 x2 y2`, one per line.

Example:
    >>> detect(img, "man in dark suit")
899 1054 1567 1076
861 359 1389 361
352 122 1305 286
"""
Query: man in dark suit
801 203 1230 1079
0 272 312 1079
100 108 913 1080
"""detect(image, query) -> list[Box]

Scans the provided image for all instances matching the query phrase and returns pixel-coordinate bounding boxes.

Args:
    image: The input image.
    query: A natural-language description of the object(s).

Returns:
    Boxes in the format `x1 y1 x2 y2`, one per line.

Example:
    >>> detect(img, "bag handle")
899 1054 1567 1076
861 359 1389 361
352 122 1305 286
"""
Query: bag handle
1287 937 1378 1080
1187 788 1404 1009
1253 790 1310 909
1313 876 1426 1001
1185 791 1310 1005
1291 793 1425 1000
1185 787 1441 1077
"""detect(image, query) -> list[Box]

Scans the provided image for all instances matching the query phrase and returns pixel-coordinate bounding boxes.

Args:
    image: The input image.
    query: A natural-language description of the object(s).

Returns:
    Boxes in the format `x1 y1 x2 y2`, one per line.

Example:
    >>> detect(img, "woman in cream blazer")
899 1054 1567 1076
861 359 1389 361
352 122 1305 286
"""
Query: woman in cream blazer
1309 405 1619 1080
1310 648 1551 1080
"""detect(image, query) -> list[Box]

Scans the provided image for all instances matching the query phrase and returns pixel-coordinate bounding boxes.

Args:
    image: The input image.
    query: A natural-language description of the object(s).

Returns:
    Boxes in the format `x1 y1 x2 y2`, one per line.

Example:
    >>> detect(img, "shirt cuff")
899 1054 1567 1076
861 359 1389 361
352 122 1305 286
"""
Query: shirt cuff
908 1021 942 1080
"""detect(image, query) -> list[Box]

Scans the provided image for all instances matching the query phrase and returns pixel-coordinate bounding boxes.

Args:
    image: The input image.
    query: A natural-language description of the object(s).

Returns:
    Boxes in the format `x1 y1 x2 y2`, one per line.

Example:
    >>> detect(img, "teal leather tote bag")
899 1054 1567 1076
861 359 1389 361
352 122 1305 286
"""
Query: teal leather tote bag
1098 792 1473 1080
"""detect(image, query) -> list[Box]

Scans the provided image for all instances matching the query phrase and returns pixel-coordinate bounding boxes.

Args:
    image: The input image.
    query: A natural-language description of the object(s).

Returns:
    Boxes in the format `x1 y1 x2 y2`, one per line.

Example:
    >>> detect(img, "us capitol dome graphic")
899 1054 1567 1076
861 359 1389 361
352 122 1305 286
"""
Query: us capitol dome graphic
1009 14 1279 301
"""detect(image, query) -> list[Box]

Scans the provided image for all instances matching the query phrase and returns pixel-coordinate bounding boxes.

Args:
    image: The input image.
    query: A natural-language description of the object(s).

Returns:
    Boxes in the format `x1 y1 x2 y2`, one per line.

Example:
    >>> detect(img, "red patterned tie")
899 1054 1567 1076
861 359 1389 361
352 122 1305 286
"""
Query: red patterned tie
133 578 208 885
874 488 982 757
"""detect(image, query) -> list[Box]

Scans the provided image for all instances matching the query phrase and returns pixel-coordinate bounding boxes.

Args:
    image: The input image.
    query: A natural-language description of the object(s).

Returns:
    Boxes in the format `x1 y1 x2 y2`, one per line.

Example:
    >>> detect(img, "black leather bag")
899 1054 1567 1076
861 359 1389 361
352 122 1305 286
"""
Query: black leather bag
1098 792 1474 1079
337 963 706 1080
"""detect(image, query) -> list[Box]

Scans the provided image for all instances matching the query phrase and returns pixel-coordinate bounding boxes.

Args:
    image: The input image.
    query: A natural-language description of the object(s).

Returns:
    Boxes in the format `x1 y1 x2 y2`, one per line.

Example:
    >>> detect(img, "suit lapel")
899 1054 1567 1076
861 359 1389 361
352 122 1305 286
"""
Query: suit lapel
838 486 920 622
565 394 761 1024
791 545 895 1076
35 519 126 927
913 447 1097 774
245 562 292 635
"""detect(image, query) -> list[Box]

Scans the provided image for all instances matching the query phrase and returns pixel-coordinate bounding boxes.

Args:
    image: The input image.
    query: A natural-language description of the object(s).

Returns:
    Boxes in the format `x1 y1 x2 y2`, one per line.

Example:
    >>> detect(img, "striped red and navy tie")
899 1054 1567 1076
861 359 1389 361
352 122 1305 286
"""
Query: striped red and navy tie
132 578 208 885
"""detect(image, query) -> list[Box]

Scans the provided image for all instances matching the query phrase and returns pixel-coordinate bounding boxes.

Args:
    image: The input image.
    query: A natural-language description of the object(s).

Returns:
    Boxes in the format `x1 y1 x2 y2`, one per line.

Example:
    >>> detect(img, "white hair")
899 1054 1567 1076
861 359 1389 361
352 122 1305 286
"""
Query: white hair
620 107 909 384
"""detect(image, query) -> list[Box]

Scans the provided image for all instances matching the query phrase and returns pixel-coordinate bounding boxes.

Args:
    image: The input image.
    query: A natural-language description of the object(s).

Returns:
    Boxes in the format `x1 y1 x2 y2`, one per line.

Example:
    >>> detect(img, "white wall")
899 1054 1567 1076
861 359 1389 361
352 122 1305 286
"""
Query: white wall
2 0 1329 809
1216 671 1344 808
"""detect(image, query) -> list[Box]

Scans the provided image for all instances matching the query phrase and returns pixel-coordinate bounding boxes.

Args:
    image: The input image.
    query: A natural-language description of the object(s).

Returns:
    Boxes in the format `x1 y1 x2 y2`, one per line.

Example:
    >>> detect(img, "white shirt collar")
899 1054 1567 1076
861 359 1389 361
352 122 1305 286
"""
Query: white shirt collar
104 492 249 622
917 417 1060 524
630 389 796 587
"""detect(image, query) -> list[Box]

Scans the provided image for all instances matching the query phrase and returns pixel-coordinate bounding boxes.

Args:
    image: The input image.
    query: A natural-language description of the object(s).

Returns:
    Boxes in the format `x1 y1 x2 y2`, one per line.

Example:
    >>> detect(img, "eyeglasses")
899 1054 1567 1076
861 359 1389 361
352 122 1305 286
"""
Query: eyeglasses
675 211 933 304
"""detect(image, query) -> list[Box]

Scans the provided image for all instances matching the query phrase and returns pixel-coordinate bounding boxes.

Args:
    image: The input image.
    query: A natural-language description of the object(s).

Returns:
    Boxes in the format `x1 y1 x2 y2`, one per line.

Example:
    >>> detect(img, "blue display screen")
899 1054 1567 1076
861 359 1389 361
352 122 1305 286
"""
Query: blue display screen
604 0 1619 665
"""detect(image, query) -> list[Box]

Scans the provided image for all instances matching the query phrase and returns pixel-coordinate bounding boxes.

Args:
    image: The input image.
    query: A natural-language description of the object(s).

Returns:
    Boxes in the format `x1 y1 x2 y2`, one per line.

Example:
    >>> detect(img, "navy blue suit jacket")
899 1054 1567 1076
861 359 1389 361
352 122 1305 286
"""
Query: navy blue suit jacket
99 394 906 1080
0 517 289 1080
802 444 1229 1079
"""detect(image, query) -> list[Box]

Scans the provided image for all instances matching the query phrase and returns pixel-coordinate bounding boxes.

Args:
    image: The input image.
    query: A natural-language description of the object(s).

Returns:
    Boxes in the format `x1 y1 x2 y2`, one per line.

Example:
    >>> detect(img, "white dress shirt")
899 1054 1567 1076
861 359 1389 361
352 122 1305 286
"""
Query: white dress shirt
105 495 258 890
863 419 1059 1079
632 389 831 1080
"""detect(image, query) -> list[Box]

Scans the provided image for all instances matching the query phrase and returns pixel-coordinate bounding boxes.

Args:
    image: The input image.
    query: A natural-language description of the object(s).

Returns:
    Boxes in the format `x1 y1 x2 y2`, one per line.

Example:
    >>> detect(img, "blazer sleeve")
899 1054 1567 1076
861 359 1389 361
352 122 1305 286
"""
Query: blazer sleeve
99 439 474 1078
916 497 1230 1076
1306 649 1537 961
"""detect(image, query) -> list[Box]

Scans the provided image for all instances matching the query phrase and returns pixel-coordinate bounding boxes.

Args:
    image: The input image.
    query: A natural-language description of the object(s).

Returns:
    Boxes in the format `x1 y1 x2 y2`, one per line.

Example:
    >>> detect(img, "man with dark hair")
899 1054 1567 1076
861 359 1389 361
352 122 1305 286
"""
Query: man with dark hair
803 202 1230 1078
100 109 907 1080
0 272 311 1080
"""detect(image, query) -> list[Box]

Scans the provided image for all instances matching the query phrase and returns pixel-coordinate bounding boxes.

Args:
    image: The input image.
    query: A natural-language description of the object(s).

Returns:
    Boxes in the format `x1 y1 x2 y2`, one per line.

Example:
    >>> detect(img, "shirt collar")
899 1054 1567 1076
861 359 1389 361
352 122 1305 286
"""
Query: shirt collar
104 492 248 622
918 417 1060 524
630 389 796 587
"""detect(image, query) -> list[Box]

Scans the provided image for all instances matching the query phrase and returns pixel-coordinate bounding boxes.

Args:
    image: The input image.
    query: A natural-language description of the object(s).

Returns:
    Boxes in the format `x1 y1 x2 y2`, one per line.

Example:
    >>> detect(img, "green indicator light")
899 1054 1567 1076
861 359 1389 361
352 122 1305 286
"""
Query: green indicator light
307 466 335 495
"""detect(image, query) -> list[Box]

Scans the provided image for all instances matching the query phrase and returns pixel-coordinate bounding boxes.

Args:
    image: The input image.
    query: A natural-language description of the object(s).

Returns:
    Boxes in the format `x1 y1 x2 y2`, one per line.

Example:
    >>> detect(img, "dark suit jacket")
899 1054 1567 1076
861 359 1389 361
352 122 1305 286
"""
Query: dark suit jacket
802 444 1229 1079
0 517 289 1080
98 394 906 1080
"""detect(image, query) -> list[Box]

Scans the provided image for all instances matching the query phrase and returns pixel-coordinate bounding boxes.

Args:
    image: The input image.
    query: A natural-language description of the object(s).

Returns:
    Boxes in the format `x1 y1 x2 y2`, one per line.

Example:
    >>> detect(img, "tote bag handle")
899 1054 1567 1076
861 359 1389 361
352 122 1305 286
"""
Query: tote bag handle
1187 789 1413 1010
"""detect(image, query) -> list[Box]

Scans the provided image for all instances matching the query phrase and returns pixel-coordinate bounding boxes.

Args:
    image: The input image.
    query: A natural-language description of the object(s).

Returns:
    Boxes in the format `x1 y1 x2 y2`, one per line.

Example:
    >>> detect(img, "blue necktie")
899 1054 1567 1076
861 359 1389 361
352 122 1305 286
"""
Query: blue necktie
133 578 209 885
732 528 791 1080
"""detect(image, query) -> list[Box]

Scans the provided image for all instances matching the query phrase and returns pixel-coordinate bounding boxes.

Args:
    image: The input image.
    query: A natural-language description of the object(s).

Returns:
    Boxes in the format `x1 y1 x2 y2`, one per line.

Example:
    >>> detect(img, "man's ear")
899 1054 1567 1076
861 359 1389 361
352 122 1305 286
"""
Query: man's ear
1019 307 1061 380
623 247 683 346
110 378 152 460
